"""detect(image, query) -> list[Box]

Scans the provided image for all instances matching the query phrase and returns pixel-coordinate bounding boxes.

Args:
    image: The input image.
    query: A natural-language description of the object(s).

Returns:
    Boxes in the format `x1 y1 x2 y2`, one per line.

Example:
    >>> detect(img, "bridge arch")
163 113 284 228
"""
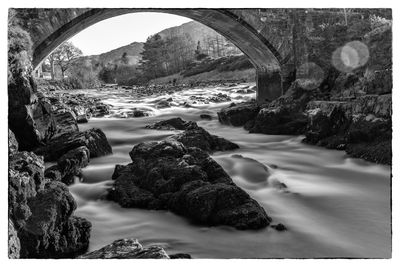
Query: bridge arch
30 9 284 102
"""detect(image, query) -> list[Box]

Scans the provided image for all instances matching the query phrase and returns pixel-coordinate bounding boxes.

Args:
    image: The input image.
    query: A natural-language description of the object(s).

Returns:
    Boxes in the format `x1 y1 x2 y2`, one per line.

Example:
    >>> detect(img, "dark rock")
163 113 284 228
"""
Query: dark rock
55 146 90 185
200 114 212 120
235 88 255 94
218 101 260 127
8 46 56 151
208 93 231 103
303 106 350 145
147 118 239 152
44 165 62 182
345 115 392 164
53 110 79 138
271 223 287 231
146 117 197 131
352 94 392 119
346 139 391 165
249 107 308 135
168 126 239 152
129 109 148 117
9 219 20 259
109 140 270 230
9 129 19 154
9 96 57 151
19 181 91 258
303 102 392 164
78 239 169 259
76 114 89 123
35 128 112 161
9 151 45 228
169 253 192 259
169 180 270 229
155 100 171 109
182 102 192 108
91 103 110 117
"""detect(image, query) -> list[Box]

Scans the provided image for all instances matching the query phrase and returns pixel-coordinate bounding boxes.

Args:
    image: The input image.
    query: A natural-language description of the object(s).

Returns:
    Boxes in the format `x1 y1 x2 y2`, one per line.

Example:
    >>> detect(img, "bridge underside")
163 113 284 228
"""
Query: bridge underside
24 8 285 102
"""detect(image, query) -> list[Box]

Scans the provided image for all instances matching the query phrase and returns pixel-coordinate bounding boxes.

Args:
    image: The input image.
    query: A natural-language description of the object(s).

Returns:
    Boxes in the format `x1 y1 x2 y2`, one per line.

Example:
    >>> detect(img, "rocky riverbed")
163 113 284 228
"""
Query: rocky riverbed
8 77 392 258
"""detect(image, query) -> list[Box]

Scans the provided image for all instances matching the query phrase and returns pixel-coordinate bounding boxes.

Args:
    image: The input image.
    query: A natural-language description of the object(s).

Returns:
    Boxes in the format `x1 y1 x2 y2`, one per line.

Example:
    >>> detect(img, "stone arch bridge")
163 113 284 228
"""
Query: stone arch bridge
14 8 346 102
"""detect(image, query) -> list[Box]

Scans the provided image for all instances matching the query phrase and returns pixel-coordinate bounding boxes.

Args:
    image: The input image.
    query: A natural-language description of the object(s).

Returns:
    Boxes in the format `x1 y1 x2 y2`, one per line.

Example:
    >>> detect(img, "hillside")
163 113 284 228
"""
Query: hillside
65 20 247 86
157 21 241 58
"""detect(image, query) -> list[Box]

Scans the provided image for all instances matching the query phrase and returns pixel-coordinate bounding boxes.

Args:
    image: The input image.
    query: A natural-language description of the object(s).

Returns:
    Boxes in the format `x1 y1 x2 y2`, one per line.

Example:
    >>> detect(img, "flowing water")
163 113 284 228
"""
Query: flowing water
67 84 391 258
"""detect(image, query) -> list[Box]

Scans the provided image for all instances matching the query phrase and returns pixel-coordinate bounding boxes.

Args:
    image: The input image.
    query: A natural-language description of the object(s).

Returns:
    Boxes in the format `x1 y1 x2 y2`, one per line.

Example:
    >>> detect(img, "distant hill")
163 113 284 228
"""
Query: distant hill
76 21 241 69
95 42 144 66
74 42 143 68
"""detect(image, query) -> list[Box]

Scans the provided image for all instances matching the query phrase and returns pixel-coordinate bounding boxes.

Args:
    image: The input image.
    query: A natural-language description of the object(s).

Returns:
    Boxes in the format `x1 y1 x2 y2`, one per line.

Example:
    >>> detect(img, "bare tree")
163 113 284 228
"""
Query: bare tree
52 41 83 79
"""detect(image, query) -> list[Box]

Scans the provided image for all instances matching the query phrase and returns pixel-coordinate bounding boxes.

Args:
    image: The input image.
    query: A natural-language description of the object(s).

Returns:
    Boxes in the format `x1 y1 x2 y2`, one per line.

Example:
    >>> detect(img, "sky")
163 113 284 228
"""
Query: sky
69 13 192 56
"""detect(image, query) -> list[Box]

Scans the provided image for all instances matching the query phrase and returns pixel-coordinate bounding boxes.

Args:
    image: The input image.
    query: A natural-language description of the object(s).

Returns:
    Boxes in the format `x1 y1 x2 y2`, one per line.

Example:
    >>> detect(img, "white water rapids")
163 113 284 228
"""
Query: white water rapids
66 84 391 258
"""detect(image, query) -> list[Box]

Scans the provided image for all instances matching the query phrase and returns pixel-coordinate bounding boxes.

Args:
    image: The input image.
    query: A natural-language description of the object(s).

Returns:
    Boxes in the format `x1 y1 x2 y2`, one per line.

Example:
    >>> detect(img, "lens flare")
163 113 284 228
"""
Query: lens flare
332 41 370 73
296 62 325 90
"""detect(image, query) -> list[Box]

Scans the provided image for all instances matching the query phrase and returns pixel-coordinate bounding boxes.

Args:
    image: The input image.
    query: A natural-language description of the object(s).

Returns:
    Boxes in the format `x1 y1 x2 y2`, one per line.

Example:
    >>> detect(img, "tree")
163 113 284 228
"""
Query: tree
51 41 83 79
45 53 56 80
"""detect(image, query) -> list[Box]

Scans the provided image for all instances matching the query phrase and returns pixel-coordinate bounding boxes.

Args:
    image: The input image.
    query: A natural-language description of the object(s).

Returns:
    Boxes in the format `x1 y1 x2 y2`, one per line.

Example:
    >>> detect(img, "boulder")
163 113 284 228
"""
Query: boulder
208 93 231 103
9 219 20 259
78 239 169 259
303 106 350 147
9 129 18 154
76 114 89 123
168 126 239 152
35 128 112 161
9 96 56 151
303 102 392 164
271 223 287 231
9 151 45 229
50 146 90 185
19 181 91 258
146 117 197 130
218 101 260 127
249 107 308 135
200 114 212 120
108 140 270 230
91 103 110 117
147 118 239 153
155 100 171 109
245 83 316 135
53 110 79 138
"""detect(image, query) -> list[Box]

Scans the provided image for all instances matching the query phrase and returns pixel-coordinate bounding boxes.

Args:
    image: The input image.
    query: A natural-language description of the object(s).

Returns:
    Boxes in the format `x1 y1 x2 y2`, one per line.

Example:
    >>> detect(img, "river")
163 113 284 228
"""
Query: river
67 83 391 258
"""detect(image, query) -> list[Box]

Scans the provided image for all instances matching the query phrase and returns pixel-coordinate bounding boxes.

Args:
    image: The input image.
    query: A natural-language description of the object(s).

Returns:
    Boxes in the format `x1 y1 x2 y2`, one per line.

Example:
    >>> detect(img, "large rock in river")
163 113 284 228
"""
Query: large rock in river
78 239 170 259
248 107 308 135
218 101 260 127
52 110 79 138
35 128 112 161
108 140 271 230
168 126 239 152
147 117 239 152
45 146 90 185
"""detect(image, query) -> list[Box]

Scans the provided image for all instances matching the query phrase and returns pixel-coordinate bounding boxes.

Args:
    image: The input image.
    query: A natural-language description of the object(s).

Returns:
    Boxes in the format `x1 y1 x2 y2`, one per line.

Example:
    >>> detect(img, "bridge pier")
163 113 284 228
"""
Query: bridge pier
256 69 283 103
